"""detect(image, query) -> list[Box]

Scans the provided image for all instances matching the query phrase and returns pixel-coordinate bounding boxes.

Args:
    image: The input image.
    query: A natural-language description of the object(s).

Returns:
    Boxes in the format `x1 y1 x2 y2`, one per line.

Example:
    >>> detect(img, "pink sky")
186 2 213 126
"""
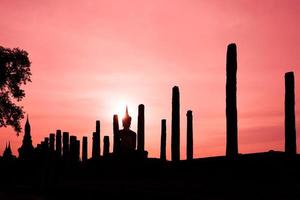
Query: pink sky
0 0 299 159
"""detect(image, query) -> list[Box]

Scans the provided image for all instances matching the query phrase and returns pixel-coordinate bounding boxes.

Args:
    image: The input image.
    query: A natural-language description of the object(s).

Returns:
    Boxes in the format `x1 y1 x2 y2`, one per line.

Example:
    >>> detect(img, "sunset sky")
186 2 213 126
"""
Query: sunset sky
0 0 299 159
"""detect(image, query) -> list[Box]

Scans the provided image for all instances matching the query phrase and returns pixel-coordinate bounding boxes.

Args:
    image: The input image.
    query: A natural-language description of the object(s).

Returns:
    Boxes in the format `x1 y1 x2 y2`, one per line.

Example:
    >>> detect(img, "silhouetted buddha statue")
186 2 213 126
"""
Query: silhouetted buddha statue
118 106 137 154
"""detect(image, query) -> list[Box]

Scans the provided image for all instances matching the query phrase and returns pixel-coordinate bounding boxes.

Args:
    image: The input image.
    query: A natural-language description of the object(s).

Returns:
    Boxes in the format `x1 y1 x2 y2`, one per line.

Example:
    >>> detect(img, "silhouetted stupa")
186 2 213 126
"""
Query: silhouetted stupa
18 115 34 160
2 142 15 160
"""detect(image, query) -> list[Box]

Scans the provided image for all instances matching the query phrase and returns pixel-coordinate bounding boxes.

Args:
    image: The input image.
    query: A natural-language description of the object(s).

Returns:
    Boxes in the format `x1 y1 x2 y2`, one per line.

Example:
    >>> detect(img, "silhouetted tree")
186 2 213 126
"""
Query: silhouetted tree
0 46 31 134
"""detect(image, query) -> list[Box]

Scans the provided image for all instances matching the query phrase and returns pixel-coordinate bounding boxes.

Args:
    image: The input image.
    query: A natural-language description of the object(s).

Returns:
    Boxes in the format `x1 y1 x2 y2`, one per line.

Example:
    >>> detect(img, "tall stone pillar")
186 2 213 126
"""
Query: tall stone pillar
171 86 180 161
96 120 101 154
160 119 167 161
285 72 297 155
186 110 193 160
113 114 119 153
226 43 238 159
137 104 145 152
82 136 88 162
103 136 110 157
56 130 62 157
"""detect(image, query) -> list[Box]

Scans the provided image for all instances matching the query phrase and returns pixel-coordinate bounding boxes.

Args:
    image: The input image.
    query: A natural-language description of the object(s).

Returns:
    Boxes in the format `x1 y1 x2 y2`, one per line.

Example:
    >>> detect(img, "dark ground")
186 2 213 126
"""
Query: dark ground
1 151 300 200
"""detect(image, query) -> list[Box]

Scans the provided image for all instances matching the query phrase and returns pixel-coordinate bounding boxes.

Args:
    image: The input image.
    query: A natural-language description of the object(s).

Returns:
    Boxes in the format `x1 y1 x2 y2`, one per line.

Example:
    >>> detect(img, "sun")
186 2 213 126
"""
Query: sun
114 101 128 119
111 100 138 125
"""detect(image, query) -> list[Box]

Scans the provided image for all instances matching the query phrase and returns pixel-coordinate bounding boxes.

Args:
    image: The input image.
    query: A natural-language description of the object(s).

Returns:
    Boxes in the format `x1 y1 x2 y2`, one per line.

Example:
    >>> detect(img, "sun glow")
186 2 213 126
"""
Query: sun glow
114 101 128 119
111 100 138 124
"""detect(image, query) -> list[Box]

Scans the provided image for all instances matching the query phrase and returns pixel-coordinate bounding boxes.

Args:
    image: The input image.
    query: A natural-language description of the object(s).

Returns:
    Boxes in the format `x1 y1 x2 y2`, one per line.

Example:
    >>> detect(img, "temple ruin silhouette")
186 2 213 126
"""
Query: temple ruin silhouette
0 43 298 199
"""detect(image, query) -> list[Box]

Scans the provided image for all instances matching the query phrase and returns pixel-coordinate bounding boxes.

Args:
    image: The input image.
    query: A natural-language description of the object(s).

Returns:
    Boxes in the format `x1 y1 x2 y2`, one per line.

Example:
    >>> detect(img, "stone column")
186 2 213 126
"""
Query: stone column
113 114 119 154
160 119 167 161
56 130 62 158
76 139 80 161
103 136 110 157
137 104 145 152
49 133 55 152
92 120 101 159
43 137 49 157
63 132 69 160
226 43 238 159
285 71 297 155
171 86 180 161
44 137 49 149
70 136 77 161
186 110 193 160
82 136 88 162
96 120 101 155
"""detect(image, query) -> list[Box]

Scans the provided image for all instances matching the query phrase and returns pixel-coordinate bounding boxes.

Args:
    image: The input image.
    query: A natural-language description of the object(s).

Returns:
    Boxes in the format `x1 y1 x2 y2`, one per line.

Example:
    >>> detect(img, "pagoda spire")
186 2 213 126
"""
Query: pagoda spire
25 114 31 135
18 114 34 160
